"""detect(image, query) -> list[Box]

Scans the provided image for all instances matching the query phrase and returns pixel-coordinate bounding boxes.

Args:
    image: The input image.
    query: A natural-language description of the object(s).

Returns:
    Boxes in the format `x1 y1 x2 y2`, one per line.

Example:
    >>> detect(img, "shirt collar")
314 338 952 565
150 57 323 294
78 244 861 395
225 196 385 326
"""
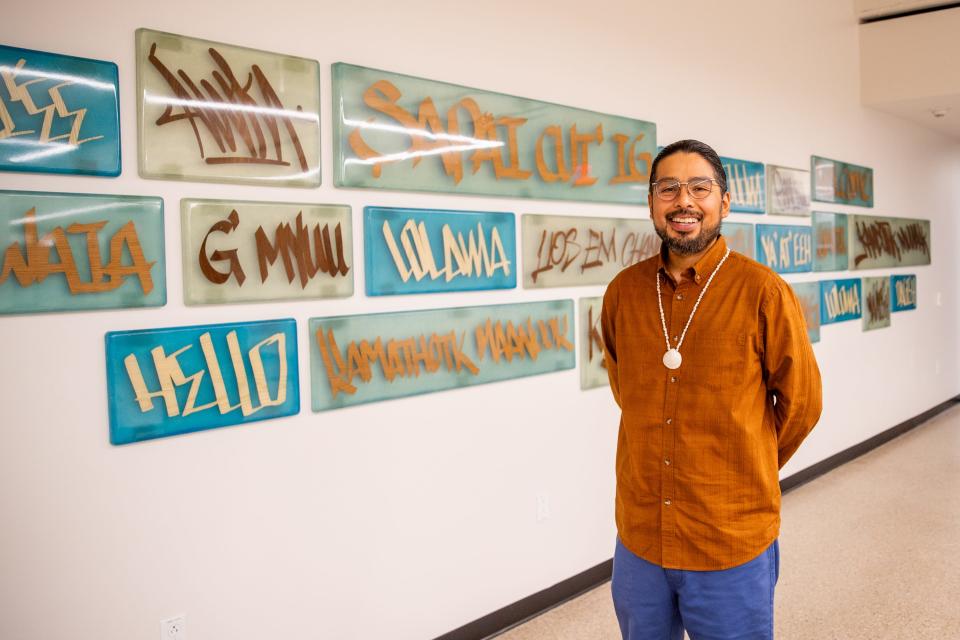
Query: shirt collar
657 235 729 285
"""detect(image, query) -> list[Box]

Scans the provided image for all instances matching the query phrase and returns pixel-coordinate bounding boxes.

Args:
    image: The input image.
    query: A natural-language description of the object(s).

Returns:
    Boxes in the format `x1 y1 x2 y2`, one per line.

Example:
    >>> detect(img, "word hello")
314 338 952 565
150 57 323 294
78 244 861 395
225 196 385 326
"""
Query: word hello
123 330 289 418
1 207 155 294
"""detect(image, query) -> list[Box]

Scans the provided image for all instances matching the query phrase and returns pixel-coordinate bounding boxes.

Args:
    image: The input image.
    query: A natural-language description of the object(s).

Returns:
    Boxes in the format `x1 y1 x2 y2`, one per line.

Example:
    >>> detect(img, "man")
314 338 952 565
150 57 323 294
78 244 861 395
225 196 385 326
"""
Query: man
600 139 822 640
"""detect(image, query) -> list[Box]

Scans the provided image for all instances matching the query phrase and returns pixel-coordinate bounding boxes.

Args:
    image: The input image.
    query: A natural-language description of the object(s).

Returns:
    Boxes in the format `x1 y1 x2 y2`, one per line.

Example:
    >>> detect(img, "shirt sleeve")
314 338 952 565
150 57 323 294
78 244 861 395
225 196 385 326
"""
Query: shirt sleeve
600 280 622 408
760 277 824 469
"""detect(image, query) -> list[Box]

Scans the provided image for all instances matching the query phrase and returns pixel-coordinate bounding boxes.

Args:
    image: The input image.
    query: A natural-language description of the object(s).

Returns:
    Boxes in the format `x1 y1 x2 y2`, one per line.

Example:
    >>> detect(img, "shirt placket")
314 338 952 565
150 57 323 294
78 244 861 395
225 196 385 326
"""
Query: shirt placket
660 274 692 568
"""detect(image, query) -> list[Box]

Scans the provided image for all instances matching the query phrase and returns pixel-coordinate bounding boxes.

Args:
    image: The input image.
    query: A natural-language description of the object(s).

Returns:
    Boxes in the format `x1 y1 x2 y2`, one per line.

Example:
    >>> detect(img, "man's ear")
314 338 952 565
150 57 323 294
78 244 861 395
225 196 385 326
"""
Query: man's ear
720 191 731 219
647 192 654 217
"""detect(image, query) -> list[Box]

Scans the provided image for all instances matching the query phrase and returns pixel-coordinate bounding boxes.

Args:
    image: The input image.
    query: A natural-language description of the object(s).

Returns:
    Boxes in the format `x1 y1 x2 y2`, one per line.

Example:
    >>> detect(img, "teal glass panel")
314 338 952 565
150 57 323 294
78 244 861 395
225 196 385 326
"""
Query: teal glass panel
812 211 849 272
579 297 608 390
136 28 321 187
333 63 656 204
850 214 930 269
767 164 810 216
309 300 575 411
790 282 820 343
0 44 120 176
820 278 862 325
862 276 891 331
0 190 165 314
723 222 755 259
755 224 813 273
106 318 299 445
521 214 659 288
891 274 916 312
363 206 515 296
181 198 352 305
811 156 873 207
720 156 764 213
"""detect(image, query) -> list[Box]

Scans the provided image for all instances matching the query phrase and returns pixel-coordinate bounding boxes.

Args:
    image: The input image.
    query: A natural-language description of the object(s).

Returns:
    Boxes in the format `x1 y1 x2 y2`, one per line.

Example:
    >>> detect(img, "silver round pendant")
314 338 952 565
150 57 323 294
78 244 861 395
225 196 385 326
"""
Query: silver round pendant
662 348 682 370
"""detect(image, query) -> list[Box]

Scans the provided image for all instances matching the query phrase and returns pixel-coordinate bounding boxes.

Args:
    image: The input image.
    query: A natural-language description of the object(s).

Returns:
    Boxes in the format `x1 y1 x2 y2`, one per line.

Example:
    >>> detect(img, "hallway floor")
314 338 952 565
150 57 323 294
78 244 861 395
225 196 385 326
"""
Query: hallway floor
496 403 960 639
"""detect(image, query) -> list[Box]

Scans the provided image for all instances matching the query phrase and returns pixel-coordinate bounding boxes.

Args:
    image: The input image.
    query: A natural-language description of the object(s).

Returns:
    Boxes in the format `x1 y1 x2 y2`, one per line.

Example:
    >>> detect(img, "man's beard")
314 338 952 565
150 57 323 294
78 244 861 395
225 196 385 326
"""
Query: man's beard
654 209 722 256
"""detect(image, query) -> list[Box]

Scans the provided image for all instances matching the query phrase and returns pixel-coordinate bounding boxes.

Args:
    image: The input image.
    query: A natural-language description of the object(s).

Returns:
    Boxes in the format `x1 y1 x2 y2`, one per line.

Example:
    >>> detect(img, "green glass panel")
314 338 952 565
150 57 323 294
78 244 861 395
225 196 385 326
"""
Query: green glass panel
521 214 658 288
579 296 608 390
849 215 930 269
812 211 849 272
333 63 655 203
723 222 755 259
136 28 321 187
811 156 873 207
0 190 165 314
862 276 891 331
309 300 575 411
181 198 352 305
789 282 821 343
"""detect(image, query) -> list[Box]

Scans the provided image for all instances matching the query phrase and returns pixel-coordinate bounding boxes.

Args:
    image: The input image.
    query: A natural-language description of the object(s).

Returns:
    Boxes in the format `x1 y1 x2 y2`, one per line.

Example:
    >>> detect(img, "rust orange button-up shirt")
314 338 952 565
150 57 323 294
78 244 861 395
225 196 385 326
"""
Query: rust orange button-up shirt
601 236 822 571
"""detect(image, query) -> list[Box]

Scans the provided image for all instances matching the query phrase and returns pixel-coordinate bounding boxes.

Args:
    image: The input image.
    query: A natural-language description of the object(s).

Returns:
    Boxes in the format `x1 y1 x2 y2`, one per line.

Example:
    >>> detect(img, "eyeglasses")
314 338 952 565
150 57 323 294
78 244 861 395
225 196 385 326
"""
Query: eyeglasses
652 177 719 201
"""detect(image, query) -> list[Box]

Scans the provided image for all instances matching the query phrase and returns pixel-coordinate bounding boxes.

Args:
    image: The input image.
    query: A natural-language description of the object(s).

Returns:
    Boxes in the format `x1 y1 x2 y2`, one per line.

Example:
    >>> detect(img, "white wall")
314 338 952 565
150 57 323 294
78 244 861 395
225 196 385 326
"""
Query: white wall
1 2 958 639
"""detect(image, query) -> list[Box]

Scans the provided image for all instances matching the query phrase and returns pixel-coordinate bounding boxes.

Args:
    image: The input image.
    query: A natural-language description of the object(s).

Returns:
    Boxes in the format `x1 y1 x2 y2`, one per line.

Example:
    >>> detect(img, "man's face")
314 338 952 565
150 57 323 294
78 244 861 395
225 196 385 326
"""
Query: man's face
648 152 730 256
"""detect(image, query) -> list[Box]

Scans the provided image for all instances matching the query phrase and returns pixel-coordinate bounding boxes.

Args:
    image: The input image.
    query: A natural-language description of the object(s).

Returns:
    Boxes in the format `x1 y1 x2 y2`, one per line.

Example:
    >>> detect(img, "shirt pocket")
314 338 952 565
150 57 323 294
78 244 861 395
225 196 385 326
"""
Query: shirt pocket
688 330 749 392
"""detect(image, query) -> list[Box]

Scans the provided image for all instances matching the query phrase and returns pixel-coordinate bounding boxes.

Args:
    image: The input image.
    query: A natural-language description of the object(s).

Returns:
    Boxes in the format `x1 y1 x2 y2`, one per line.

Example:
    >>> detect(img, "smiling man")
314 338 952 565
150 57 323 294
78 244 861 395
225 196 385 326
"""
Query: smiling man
600 139 823 640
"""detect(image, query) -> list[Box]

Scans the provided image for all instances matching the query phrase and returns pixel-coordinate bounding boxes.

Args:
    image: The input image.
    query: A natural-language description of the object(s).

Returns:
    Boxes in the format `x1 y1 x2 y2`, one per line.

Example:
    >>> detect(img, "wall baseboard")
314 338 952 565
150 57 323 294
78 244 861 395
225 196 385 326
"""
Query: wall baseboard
434 396 960 640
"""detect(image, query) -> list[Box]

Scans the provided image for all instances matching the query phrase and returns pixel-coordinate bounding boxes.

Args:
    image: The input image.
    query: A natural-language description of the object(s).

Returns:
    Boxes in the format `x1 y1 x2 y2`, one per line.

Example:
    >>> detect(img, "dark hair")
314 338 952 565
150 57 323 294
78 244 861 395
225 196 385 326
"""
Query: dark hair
649 139 728 194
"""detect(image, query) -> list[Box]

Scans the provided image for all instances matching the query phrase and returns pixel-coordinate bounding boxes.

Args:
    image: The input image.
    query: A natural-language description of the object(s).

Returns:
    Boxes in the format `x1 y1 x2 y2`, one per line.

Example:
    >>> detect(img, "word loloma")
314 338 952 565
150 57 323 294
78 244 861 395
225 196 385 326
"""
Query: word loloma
347 79 650 187
824 285 861 320
1 207 154 294
123 330 288 418
382 219 510 283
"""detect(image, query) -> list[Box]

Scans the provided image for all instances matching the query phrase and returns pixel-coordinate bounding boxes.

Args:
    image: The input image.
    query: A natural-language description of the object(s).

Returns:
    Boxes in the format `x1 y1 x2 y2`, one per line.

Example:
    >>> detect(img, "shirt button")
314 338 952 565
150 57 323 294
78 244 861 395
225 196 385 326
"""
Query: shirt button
672 335 679 342
665 418 672 424
664 499 672 506
664 459 671 466
670 376 677 383
695 275 702 283
676 294 684 300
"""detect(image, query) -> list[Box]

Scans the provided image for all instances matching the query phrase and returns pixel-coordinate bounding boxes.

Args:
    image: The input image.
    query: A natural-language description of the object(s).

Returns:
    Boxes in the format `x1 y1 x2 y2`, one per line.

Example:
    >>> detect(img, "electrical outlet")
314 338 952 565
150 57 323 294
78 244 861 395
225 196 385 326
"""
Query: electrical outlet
536 494 551 522
161 615 186 640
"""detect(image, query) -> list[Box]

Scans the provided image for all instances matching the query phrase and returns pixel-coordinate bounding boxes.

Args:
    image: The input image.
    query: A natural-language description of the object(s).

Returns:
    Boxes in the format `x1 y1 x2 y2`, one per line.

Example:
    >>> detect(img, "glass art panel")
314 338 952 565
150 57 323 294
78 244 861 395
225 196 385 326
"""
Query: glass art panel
309 300 575 411
521 214 659 288
105 318 299 444
891 274 917 312
723 222 755 259
136 28 321 187
579 296 608 389
811 156 873 207
820 278 862 325
849 214 930 269
862 276 891 331
0 45 120 176
181 198 352 305
812 211 848 272
754 224 813 273
363 205 515 296
333 63 656 203
766 164 810 216
0 190 165 314
720 156 764 213
789 282 821 343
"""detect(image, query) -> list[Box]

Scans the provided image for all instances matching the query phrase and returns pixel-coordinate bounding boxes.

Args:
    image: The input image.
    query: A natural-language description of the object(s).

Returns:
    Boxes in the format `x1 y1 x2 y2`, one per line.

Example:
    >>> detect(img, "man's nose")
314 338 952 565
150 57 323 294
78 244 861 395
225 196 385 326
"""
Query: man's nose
676 184 696 207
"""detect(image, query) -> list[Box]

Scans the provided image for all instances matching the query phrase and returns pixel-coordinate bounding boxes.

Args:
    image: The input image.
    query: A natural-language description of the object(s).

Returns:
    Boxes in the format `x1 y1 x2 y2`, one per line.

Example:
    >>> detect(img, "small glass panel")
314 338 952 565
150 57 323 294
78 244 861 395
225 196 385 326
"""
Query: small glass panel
333 63 656 203
0 44 120 176
309 300 575 411
720 156 765 213
811 155 873 207
521 214 659 288
862 276 891 331
363 206 516 296
819 278 862 325
891 274 917 312
0 190 165 314
181 198 352 305
849 214 930 269
105 318 299 444
812 211 849 272
766 164 810 216
754 224 813 273
136 28 320 187
579 296 608 389
789 282 821 343
723 222 755 259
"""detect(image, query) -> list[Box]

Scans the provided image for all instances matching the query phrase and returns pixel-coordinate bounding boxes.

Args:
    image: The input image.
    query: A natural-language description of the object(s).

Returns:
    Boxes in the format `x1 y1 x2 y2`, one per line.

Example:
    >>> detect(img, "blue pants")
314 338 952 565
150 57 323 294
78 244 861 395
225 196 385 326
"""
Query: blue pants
611 538 779 640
